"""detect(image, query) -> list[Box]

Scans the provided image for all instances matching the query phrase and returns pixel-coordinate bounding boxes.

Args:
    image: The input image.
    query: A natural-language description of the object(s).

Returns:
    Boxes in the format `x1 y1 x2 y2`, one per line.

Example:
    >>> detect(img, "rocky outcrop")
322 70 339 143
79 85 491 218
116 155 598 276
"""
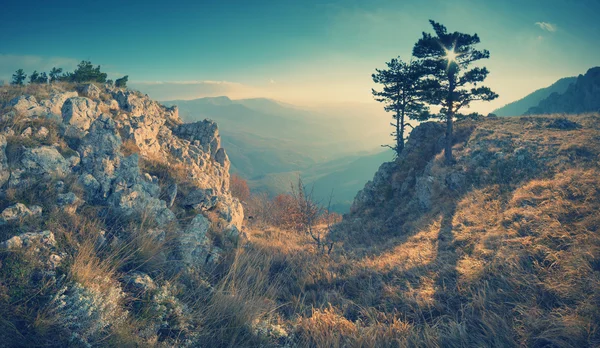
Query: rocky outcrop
0 83 245 345
351 122 445 213
2 83 242 261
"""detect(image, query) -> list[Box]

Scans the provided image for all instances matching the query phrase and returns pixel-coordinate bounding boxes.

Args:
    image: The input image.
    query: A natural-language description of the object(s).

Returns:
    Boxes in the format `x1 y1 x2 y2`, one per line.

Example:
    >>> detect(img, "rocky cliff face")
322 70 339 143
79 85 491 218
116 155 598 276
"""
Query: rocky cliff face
1 83 241 232
0 83 244 345
526 67 600 115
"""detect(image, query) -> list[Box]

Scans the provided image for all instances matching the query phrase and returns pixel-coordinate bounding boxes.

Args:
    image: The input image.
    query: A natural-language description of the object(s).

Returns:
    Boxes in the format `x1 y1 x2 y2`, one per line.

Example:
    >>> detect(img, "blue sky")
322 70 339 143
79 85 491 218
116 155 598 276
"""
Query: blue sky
1 0 599 113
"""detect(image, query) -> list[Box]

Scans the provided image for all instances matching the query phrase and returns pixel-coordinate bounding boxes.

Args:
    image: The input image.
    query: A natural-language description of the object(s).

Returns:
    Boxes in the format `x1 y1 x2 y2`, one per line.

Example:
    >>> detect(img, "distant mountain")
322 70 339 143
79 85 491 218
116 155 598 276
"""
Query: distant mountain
492 76 576 116
526 67 600 115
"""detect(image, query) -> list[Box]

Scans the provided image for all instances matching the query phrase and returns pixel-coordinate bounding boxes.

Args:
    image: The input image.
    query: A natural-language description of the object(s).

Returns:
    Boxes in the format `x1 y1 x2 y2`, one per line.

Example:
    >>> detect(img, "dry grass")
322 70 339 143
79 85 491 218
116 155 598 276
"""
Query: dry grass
237 113 600 347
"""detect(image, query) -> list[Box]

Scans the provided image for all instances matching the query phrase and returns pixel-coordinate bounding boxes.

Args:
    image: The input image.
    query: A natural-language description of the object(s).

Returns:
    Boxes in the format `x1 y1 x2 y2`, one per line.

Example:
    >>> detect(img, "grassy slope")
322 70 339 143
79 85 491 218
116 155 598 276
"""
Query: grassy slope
244 114 600 347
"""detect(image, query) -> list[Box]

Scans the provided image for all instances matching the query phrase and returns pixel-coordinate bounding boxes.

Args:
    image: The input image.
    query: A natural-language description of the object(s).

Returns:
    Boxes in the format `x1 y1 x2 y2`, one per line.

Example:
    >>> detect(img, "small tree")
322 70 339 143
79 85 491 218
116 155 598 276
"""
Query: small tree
230 174 251 203
70 61 107 83
11 69 27 86
29 70 40 84
413 20 498 164
49 67 63 82
290 177 333 254
372 58 429 156
115 75 128 88
36 72 49 84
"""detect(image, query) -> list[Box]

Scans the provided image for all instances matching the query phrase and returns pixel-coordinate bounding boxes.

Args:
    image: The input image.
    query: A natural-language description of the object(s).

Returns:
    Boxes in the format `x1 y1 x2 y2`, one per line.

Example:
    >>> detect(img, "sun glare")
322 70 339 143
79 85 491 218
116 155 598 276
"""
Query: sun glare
444 46 460 64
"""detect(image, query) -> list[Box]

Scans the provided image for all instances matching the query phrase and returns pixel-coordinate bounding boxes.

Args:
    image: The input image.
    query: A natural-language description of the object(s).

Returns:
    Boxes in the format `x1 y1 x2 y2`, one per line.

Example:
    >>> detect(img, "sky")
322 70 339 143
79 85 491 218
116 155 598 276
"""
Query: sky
1 0 599 113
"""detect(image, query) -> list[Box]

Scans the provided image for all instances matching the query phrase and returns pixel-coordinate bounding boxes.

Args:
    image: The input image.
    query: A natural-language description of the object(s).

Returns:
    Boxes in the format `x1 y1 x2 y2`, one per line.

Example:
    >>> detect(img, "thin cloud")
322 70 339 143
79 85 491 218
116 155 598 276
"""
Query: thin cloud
0 54 80 81
535 22 557 32
129 80 263 101
131 80 244 86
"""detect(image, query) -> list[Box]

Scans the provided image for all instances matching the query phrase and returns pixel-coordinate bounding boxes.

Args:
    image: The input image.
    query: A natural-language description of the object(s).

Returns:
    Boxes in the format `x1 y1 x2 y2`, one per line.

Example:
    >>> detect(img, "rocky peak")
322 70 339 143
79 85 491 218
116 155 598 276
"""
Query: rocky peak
0 82 242 268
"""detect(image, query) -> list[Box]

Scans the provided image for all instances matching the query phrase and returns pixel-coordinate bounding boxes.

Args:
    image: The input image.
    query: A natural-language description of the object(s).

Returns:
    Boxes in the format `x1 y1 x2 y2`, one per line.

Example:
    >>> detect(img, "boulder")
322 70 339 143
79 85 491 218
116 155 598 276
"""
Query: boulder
61 97 101 138
40 91 78 116
35 127 50 138
21 127 33 137
1 230 55 250
415 175 435 210
113 90 160 117
79 84 101 99
179 214 212 265
10 146 70 186
9 95 47 117
0 203 43 224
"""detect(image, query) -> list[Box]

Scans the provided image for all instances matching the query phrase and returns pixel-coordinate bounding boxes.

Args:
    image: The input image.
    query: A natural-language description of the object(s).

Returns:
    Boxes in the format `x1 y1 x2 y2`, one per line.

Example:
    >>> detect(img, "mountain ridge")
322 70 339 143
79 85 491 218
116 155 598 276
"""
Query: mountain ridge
492 76 576 116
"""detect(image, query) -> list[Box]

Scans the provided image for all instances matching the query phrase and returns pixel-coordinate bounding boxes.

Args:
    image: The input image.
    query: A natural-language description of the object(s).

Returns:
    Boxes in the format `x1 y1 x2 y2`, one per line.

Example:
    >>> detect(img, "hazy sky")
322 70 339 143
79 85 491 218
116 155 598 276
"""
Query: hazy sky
1 0 599 113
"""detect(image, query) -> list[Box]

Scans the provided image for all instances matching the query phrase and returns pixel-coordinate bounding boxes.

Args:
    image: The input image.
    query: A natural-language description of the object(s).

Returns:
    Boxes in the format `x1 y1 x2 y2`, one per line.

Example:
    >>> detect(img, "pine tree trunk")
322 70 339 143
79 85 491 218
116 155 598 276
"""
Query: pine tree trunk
445 111 453 164
445 74 455 165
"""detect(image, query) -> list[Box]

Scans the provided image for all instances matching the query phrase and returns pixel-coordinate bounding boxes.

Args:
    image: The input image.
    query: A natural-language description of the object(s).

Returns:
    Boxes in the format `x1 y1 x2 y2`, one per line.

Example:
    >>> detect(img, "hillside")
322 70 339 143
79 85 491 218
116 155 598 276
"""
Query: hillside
492 76 576 116
328 113 600 346
526 67 600 115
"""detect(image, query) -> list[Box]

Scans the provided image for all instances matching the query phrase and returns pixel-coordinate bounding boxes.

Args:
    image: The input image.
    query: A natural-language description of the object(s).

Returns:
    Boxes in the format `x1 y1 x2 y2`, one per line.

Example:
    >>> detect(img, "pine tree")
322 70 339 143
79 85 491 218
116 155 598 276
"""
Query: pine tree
49 67 63 82
115 75 128 88
36 72 48 84
11 69 27 86
413 20 498 164
29 71 40 84
372 58 429 156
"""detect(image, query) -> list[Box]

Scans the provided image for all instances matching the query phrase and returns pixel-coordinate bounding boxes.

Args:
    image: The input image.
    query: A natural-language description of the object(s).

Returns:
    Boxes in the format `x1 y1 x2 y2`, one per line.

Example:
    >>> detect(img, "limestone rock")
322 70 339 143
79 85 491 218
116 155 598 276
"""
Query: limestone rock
10 146 70 186
78 115 123 199
123 272 156 294
79 83 101 99
180 214 212 265
61 97 100 138
0 135 8 187
165 183 177 208
40 91 78 116
173 120 221 158
57 192 84 213
0 203 43 224
9 95 47 117
113 90 161 117
36 126 50 138
21 127 33 137
183 188 218 210
1 230 56 250
415 176 435 210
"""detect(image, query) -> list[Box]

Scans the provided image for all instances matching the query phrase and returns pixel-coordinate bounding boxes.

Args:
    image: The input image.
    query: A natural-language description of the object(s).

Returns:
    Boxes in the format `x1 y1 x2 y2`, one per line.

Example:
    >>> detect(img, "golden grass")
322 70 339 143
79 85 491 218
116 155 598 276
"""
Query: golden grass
238 114 600 347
